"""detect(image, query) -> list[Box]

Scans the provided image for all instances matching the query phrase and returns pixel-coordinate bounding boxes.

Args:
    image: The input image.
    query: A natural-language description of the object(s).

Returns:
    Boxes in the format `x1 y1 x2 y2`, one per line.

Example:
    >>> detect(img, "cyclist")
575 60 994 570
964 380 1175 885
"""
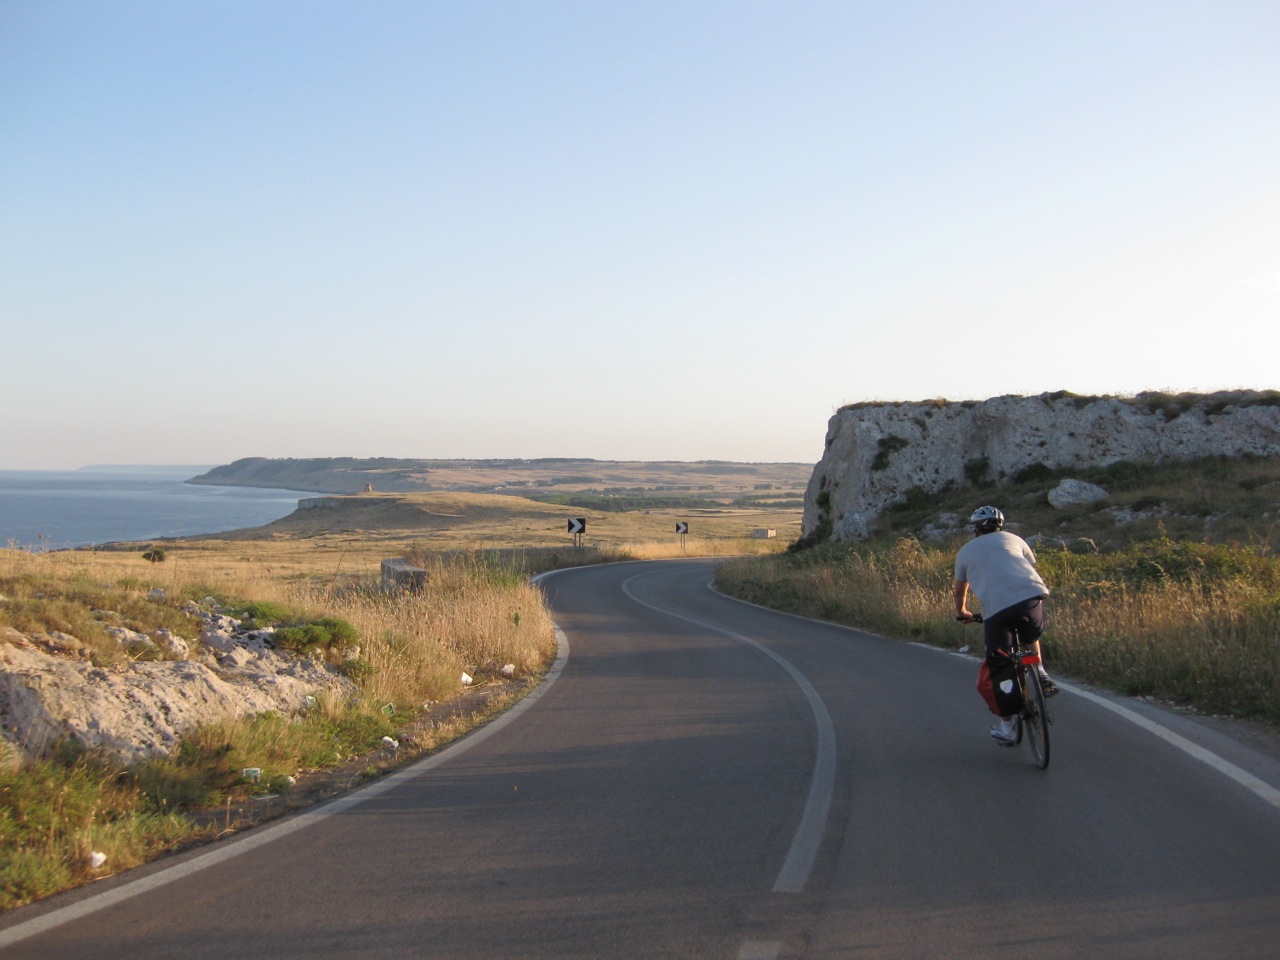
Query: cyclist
954 505 1058 746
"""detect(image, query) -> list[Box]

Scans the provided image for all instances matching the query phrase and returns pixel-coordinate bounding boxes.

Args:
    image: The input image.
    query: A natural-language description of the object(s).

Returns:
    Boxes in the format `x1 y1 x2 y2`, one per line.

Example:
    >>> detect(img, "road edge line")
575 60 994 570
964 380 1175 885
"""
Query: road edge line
0 623 572 948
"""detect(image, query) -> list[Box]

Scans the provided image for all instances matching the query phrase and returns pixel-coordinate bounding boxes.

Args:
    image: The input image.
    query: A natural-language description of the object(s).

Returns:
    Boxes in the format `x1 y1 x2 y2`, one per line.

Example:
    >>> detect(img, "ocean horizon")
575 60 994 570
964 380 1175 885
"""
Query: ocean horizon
0 466 319 550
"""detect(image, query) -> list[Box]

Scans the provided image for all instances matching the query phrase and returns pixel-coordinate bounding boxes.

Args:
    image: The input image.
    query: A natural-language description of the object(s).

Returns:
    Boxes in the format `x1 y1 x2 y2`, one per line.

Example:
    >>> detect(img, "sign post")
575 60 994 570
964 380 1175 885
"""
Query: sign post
568 518 586 548
675 521 688 551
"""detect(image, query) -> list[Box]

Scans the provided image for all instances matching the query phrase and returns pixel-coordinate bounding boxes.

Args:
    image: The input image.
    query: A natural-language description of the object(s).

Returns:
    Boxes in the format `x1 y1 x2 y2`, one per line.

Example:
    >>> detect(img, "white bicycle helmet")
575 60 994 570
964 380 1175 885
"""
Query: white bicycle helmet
969 505 1005 532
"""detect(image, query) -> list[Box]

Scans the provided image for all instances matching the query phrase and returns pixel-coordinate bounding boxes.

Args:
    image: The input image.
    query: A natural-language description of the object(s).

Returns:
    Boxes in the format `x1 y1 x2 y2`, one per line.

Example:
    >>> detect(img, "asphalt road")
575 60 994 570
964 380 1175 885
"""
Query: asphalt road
3 558 1280 959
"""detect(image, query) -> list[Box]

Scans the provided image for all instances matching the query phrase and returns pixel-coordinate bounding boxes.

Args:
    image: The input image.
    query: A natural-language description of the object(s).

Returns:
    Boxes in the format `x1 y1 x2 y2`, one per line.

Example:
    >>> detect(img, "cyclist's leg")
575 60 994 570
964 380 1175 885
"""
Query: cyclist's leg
982 615 1014 662
1013 597 1046 645
1014 599 1058 696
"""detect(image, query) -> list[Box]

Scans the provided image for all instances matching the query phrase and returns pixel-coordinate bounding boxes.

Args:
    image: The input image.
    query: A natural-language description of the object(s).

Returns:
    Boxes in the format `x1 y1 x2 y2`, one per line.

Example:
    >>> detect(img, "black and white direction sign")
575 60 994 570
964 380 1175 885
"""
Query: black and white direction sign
675 522 689 535
567 518 587 534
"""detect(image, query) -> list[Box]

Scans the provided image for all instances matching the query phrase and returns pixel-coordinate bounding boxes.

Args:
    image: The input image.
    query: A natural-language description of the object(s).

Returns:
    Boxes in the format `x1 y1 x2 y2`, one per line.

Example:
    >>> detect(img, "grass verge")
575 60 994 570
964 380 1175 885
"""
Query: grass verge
716 536 1280 724
0 545 558 911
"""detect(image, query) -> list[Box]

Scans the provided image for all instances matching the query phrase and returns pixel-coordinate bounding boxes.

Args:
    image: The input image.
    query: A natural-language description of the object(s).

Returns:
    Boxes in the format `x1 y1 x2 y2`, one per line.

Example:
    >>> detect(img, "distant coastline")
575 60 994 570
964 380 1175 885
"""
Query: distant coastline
188 456 814 497
0 467 320 550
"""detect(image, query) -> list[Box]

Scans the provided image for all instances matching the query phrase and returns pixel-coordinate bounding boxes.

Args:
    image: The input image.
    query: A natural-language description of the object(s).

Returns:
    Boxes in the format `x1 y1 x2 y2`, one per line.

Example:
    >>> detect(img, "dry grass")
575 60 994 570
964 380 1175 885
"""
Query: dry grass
0 488 800 910
330 554 556 708
717 538 948 638
2 542 557 707
1040 575 1280 715
201 490 803 554
717 538 1280 723
0 539 558 910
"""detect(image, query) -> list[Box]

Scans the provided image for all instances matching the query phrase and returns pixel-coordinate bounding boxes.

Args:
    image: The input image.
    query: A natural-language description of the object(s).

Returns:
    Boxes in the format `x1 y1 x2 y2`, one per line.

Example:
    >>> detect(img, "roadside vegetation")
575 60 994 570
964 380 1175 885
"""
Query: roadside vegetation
0 545 557 910
0 488 796 912
868 454 1280 552
16 451 1275 908
717 456 1280 725
407 535 787 578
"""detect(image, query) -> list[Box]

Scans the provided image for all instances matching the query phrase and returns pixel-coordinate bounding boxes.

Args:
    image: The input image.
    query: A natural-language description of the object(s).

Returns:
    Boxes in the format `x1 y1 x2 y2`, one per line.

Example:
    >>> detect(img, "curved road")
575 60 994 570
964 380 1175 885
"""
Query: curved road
3 558 1280 958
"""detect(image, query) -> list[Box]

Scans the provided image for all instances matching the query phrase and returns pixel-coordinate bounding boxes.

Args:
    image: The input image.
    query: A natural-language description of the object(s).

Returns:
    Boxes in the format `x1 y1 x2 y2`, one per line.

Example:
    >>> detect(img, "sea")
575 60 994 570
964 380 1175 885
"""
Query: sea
0 466 318 550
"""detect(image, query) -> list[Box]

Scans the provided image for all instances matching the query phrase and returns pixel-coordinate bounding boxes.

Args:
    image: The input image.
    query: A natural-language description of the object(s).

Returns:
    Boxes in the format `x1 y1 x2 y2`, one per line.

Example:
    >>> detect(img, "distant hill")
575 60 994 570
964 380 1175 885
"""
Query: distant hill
189 457 813 501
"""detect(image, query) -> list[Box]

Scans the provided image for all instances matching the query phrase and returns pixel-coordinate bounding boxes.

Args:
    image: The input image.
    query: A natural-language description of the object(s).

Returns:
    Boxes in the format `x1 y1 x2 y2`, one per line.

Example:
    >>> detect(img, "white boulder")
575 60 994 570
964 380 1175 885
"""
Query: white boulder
1047 479 1110 509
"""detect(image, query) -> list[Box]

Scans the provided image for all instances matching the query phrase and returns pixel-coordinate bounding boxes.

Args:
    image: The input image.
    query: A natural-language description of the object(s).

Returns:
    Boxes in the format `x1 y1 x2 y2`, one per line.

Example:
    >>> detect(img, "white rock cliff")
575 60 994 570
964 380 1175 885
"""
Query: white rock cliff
803 391 1280 542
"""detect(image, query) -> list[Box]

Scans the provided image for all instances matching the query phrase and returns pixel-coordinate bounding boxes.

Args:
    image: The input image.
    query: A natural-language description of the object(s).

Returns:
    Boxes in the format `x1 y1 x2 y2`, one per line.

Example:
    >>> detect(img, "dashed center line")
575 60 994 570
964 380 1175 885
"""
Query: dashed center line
621 573 836 894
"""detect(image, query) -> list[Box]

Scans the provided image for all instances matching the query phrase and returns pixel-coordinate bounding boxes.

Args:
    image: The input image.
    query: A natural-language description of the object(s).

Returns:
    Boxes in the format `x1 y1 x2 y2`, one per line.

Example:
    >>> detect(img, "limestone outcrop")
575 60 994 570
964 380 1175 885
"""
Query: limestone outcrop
0 604 355 765
803 391 1280 543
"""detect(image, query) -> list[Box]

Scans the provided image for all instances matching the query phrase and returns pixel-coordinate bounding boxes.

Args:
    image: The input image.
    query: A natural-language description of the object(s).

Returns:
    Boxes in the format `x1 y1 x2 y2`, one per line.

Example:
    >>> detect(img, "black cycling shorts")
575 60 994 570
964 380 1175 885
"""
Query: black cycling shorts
983 596 1047 658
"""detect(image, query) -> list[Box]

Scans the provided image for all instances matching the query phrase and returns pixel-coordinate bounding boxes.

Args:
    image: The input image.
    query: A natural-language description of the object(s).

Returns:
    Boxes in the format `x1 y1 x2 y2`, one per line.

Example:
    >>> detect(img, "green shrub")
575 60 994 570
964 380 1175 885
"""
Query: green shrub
964 457 990 484
1094 460 1153 489
1138 390 1201 421
338 659 374 683
872 435 910 471
272 616 359 658
212 600 358 658
788 517 832 553
225 600 295 628
1011 461 1054 484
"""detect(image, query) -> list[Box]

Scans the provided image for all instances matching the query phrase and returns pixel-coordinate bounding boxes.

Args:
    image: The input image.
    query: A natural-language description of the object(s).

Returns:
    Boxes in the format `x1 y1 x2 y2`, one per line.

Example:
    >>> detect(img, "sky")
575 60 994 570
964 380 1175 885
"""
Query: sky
3 1 1278 469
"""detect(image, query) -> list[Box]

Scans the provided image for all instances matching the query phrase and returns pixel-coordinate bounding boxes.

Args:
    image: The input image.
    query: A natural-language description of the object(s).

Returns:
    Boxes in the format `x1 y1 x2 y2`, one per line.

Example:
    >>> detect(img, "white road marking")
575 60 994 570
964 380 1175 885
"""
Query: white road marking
0 627 572 948
621 573 836 894
716 588 1280 815
1066 683 1280 811
930 643 1280 812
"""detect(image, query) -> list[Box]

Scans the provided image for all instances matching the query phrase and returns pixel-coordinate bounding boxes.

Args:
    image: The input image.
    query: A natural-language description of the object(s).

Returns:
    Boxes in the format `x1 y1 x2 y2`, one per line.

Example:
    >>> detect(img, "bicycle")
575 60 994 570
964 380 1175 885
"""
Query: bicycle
960 613 1052 770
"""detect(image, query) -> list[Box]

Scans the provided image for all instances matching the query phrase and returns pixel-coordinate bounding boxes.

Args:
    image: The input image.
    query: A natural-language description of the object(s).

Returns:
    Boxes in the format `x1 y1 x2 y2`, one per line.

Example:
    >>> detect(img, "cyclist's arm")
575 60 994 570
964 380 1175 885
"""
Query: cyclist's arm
954 580 974 620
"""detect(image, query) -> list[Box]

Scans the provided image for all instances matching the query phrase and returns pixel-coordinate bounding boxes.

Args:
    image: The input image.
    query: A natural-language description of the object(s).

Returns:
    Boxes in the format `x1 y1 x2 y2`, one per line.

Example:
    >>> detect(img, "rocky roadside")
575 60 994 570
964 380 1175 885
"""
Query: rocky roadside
0 597 356 767
1 592 536 857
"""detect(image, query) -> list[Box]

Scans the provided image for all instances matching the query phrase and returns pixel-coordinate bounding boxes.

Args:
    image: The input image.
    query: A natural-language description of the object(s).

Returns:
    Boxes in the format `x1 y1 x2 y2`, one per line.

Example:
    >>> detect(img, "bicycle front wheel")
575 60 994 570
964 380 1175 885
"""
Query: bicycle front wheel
1024 671 1051 770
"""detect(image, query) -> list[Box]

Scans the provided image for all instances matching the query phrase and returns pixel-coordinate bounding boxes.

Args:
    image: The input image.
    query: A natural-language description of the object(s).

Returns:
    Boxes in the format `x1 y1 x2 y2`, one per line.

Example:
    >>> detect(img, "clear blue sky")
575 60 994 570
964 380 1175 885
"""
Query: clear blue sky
3 1 1278 469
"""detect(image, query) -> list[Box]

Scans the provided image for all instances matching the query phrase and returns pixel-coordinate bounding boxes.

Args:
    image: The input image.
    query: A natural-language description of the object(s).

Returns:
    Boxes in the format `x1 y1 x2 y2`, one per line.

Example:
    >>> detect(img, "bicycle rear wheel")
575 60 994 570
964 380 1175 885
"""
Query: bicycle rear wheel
1023 671 1050 769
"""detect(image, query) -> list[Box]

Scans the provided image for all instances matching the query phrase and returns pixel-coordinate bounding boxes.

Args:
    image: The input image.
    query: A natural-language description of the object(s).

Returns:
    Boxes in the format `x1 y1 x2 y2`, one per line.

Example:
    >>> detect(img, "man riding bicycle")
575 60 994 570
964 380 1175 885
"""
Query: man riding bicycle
954 506 1058 746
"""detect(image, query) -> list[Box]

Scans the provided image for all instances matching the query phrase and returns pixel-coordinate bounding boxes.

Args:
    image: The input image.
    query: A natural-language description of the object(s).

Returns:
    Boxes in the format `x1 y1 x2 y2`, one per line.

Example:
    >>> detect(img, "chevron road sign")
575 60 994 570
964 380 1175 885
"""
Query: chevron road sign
675 522 689 534
568 518 586 534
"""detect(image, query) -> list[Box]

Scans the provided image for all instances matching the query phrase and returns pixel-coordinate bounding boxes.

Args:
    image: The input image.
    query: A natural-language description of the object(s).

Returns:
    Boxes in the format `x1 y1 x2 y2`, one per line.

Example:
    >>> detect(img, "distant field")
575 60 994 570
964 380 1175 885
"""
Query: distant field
190 456 815 501
0 462 806 909
175 457 813 563
188 490 803 555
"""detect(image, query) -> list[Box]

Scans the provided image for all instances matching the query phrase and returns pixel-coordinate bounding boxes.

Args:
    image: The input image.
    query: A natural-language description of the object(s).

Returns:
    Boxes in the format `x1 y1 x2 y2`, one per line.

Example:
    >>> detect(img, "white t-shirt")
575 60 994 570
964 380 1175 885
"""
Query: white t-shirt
954 531 1049 617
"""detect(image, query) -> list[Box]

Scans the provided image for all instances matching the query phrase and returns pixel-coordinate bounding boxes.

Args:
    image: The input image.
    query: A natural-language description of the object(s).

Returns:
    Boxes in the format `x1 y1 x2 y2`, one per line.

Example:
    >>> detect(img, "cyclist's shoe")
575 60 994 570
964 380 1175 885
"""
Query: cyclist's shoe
1037 671 1060 698
989 723 1018 747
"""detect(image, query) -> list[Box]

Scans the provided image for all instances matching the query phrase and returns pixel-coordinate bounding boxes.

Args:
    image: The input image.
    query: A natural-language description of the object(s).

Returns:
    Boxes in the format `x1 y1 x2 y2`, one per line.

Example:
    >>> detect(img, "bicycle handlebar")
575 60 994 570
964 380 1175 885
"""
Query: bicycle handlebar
957 613 984 623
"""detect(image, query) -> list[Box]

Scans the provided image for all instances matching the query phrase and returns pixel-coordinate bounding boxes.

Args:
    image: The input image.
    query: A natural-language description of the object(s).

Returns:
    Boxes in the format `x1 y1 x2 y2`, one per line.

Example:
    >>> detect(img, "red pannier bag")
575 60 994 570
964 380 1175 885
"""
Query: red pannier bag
978 649 1024 717
976 660 999 715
